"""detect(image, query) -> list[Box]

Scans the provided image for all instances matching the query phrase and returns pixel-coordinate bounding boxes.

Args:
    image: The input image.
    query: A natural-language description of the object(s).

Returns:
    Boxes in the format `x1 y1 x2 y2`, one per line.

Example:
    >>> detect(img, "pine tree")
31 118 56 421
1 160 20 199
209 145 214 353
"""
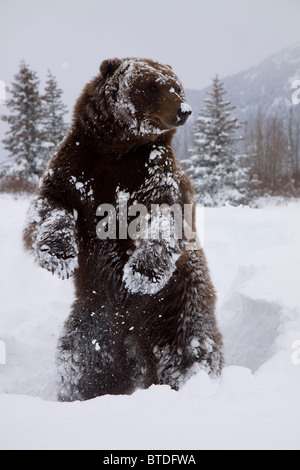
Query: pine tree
42 70 68 152
1 61 45 180
184 75 252 206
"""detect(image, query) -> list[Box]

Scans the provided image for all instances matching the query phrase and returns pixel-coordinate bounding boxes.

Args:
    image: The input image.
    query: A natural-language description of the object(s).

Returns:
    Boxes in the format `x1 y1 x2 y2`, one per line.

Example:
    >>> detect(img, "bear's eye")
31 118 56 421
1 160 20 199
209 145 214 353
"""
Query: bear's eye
148 82 159 93
175 85 182 96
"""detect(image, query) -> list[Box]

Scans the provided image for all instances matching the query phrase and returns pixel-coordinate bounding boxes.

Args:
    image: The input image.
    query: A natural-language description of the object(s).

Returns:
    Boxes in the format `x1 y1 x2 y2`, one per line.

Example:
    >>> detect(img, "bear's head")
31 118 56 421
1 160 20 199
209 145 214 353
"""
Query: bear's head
99 58 192 137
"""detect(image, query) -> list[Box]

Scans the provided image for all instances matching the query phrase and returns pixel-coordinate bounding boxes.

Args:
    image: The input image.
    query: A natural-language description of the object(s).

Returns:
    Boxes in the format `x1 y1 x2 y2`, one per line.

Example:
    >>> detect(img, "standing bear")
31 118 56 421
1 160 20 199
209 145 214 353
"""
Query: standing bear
23 58 223 401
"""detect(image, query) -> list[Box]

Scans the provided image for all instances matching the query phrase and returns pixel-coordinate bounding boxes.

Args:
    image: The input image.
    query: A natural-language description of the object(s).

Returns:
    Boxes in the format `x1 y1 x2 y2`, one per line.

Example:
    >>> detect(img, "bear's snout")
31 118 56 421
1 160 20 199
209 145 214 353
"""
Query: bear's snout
177 102 192 125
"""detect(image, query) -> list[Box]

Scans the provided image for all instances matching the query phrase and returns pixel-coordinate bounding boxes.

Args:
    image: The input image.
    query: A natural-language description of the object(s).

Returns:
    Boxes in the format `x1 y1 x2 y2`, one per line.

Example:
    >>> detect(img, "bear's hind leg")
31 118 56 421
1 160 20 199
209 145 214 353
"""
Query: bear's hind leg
56 302 155 400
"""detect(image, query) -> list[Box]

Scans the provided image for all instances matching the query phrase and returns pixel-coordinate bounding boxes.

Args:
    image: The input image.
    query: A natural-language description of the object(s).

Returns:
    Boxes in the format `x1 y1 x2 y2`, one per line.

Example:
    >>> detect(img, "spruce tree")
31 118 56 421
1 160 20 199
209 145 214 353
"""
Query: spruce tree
1 61 45 180
184 75 251 206
42 70 68 152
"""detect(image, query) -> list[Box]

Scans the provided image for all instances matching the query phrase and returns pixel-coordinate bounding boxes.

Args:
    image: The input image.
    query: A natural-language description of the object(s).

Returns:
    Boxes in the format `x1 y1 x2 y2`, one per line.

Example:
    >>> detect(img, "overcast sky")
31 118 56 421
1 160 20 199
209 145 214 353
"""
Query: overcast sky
1 0 300 114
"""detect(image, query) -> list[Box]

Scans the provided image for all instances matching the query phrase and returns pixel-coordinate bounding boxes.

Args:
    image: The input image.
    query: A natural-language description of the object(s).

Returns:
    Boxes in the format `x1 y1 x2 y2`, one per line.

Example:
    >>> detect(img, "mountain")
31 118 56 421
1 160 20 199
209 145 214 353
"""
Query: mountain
175 42 300 160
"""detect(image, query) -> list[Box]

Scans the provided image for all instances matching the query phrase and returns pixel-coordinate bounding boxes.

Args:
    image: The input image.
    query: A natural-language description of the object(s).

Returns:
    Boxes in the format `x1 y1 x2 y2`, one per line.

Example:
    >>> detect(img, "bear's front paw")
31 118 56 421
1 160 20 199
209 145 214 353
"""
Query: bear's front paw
37 244 78 279
34 233 79 280
122 246 181 295
31 206 79 279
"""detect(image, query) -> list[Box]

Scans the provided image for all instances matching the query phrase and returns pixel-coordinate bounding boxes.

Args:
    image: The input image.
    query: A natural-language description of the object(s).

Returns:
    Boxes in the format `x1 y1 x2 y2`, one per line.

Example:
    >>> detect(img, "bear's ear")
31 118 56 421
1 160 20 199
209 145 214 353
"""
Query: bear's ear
100 58 122 78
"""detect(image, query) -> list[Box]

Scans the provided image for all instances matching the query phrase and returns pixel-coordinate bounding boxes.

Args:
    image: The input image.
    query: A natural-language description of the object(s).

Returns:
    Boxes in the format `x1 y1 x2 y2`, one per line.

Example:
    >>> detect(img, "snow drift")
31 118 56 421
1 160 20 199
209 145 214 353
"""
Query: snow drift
0 194 299 450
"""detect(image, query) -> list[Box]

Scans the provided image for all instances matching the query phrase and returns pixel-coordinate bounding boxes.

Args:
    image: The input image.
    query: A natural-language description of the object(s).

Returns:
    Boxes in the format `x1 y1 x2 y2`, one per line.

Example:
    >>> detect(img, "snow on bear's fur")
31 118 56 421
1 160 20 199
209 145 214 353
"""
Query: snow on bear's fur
23 58 223 401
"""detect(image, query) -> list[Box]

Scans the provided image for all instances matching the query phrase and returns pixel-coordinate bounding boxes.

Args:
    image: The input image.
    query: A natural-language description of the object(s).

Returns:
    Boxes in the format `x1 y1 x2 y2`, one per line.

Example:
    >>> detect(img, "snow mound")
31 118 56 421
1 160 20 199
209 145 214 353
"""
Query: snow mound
220 244 300 372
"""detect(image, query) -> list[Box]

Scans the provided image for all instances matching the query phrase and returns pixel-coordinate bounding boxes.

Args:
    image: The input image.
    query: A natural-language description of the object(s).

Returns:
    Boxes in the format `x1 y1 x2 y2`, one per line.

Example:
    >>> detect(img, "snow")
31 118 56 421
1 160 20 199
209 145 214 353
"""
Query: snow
180 102 192 114
0 194 299 450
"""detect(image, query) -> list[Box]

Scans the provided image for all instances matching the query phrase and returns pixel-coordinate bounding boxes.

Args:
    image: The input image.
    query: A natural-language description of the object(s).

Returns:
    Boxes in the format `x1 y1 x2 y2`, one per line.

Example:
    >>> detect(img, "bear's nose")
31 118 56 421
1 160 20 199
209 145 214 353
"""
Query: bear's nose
177 103 192 125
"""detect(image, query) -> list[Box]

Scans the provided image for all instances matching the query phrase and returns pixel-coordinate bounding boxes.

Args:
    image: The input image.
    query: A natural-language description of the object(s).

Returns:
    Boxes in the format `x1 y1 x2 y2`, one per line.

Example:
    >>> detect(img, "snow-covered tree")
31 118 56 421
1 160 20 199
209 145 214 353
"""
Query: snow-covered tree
1 61 45 180
184 75 251 206
42 70 68 152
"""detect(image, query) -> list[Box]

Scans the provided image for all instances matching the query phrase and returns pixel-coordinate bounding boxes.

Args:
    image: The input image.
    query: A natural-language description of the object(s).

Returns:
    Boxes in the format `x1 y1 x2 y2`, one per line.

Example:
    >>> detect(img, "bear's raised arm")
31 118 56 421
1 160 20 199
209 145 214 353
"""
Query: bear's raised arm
23 176 79 280
120 145 195 296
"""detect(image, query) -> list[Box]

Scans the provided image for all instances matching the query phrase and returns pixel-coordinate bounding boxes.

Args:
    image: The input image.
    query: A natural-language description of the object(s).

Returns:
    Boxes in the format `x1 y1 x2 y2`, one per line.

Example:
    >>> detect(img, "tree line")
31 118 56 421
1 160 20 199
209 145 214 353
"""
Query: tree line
1 61 300 202
183 76 300 206
0 61 68 192
244 109 300 197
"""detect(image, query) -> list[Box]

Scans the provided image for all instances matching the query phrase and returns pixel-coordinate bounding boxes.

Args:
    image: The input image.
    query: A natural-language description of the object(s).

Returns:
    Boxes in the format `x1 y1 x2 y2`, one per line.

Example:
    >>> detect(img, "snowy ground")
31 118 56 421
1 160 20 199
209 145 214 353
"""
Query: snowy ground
0 194 299 450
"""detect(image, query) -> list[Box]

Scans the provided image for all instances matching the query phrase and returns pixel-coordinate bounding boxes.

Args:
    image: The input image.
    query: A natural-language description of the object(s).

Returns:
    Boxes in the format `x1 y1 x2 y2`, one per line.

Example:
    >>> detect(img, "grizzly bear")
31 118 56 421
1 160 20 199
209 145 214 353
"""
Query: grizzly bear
23 58 223 401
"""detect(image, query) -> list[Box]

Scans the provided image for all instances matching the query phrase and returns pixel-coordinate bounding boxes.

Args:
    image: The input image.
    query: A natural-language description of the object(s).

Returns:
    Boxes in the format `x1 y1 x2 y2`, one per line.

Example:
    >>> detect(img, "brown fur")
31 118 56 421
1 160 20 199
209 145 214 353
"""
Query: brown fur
23 58 223 401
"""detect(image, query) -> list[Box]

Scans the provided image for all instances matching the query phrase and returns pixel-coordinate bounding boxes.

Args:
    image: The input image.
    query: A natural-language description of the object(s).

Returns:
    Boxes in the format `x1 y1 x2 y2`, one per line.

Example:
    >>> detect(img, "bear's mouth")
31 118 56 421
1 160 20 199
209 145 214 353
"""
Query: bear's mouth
159 117 186 129
154 116 180 130
155 104 192 130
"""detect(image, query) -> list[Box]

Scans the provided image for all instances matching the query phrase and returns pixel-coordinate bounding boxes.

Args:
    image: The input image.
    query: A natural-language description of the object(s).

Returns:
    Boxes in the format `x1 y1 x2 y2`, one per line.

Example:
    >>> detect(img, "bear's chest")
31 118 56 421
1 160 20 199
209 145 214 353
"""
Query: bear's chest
68 144 183 252
71 144 181 208
110 144 182 209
